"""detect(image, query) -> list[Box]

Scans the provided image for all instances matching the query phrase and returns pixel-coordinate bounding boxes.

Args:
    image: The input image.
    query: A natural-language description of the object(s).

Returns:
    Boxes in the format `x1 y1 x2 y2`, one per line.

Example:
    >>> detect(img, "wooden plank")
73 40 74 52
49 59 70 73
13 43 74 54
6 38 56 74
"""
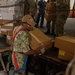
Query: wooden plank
0 19 13 25
0 47 10 53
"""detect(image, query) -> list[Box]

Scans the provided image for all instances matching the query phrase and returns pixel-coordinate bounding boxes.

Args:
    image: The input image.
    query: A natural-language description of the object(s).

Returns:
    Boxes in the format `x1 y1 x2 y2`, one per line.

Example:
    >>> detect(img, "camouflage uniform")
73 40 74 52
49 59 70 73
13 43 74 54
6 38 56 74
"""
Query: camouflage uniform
12 25 30 75
29 0 37 17
24 0 36 18
55 0 70 36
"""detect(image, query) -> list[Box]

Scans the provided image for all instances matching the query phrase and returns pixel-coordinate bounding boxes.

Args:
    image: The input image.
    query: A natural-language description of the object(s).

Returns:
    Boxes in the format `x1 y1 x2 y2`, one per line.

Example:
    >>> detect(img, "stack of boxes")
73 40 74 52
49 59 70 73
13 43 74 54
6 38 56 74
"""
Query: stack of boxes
0 0 24 20
0 0 24 44
0 20 14 37
1 23 14 45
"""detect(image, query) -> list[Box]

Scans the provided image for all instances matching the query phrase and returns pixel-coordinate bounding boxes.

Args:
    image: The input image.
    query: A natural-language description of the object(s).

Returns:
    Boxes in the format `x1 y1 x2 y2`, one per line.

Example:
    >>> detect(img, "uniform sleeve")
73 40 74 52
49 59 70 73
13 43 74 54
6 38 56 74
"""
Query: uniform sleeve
14 31 30 53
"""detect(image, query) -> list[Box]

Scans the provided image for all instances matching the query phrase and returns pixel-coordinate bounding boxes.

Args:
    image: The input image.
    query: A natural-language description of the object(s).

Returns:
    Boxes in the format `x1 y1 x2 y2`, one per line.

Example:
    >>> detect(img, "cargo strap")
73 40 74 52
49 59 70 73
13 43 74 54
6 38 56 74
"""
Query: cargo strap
13 28 25 40
13 27 28 75
13 53 28 75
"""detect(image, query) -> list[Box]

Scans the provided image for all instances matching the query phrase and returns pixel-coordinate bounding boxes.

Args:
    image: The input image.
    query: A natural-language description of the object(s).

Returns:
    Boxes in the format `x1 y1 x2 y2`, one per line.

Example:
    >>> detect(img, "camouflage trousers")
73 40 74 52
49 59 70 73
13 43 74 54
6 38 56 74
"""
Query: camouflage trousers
12 53 26 75
46 20 56 34
55 11 69 36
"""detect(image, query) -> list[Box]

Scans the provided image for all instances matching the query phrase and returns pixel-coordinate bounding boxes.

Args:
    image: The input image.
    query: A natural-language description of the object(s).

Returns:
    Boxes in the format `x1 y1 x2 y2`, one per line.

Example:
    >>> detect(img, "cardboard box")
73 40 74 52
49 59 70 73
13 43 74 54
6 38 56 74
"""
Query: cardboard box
55 36 75 54
29 28 52 51
1 25 13 29
54 36 75 61
58 50 73 61
1 29 8 35
6 30 13 45
0 19 13 25
1 22 14 35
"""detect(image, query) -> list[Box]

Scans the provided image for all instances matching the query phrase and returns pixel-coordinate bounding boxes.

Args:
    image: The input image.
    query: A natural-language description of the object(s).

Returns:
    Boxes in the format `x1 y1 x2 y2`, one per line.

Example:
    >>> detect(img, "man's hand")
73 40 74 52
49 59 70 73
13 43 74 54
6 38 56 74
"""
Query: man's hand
40 48 45 54
38 48 46 55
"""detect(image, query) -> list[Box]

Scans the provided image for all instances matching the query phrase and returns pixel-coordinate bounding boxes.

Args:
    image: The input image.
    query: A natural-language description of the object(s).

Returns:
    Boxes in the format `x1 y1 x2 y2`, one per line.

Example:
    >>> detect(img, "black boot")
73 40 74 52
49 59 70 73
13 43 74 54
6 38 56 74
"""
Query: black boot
44 30 50 35
51 27 56 36
50 32 56 36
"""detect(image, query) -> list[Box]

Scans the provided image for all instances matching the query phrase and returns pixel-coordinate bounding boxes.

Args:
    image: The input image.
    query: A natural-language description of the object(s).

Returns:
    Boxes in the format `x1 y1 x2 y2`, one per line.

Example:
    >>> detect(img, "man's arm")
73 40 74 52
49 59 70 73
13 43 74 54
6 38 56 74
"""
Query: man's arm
23 49 40 55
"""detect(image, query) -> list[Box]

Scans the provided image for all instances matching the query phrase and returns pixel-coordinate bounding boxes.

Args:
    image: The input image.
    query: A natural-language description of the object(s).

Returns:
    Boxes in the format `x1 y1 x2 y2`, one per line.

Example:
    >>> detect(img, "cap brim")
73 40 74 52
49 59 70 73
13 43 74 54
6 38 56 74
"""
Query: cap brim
28 21 36 26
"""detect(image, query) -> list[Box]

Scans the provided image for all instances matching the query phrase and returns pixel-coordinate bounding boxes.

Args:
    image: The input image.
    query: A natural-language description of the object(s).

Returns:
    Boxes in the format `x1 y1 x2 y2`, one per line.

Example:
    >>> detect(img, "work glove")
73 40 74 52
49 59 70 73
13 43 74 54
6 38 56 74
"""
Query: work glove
39 48 46 55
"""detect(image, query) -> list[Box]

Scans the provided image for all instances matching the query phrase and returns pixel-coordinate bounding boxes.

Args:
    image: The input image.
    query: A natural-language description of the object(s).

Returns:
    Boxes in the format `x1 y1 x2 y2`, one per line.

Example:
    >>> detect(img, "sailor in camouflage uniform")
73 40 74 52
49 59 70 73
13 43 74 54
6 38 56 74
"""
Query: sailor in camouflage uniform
55 0 70 36
12 15 40 75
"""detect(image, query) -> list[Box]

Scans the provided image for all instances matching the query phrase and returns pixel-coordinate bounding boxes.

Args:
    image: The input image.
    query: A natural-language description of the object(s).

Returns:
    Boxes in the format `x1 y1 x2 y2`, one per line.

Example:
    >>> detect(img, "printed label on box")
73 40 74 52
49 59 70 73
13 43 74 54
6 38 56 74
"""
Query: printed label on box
59 50 65 56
